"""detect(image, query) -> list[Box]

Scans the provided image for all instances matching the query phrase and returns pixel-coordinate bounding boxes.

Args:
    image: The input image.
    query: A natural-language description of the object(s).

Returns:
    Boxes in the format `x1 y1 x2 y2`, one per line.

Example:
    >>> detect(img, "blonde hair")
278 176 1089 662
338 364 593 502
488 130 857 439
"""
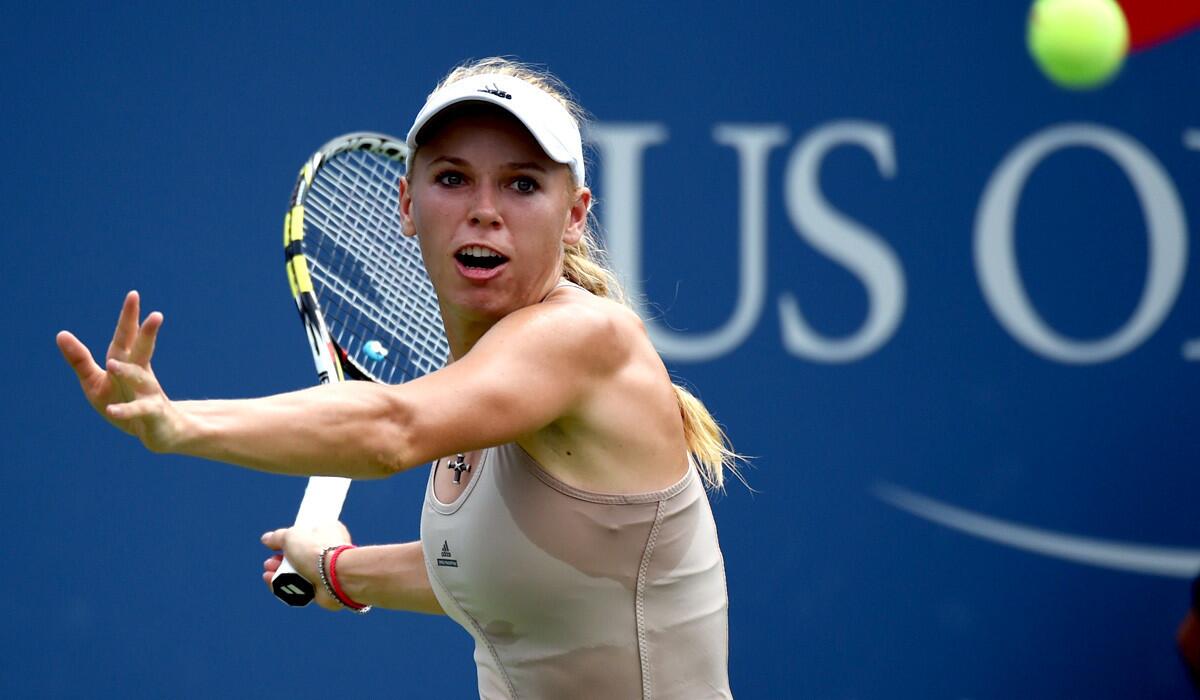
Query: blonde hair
424 57 742 490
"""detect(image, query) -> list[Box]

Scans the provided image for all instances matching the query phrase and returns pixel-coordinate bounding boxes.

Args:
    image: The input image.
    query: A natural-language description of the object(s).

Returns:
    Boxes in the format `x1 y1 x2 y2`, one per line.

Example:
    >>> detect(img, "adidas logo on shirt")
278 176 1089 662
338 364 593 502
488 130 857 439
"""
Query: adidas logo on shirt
437 540 458 568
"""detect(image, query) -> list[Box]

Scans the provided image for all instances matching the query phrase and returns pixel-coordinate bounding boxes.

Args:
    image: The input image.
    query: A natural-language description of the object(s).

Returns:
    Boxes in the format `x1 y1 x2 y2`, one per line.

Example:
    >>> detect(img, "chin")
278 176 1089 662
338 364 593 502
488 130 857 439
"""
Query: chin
444 287 516 322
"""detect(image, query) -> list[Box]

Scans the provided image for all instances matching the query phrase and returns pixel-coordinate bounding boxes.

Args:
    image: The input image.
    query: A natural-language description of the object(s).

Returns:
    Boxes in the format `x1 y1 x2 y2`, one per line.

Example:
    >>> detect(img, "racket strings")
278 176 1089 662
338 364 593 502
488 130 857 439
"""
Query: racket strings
302 150 448 384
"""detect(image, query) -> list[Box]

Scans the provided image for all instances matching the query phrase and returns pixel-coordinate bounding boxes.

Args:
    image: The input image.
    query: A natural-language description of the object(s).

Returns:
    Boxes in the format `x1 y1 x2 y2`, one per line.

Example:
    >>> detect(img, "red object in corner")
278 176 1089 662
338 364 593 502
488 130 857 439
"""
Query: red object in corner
1116 0 1200 51
1181 609 1200 687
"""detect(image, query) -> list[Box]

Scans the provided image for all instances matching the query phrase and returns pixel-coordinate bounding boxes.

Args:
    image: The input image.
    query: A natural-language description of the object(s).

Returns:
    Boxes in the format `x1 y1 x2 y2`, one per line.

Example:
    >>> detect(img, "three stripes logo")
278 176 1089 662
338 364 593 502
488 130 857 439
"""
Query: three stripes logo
278 583 307 597
437 540 458 568
272 575 314 606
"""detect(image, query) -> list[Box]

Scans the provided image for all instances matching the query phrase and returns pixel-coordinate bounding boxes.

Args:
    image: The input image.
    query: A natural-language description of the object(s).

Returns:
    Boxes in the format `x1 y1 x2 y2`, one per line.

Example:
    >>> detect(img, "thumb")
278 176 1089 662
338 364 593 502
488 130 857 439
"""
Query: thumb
261 528 289 551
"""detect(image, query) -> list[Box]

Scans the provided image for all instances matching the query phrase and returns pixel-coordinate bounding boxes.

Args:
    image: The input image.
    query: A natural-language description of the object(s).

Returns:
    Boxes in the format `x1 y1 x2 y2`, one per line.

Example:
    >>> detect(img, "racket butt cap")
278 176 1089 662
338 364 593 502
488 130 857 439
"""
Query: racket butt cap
272 572 315 607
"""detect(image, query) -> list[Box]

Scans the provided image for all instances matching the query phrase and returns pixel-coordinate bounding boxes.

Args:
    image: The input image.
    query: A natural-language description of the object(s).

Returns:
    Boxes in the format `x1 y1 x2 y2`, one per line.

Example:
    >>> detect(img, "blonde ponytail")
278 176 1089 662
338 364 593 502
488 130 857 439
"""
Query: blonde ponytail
561 220 624 303
672 384 743 491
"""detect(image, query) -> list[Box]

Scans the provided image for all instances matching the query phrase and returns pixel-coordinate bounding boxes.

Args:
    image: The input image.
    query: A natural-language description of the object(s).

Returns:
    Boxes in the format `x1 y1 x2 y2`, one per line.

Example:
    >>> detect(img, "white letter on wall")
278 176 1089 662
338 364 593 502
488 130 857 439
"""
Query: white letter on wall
780 121 906 363
589 123 787 362
1182 128 1200 361
975 124 1187 364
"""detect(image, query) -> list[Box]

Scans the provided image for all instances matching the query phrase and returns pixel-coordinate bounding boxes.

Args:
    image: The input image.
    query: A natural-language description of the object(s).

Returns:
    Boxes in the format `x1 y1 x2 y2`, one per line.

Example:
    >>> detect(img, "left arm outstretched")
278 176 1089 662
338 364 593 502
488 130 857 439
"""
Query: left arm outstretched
60 290 623 479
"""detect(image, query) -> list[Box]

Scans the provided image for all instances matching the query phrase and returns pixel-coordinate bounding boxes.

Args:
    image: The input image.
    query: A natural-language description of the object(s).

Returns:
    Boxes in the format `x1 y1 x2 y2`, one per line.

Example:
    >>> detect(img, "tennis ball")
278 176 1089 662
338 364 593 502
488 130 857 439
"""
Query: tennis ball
1027 0 1129 89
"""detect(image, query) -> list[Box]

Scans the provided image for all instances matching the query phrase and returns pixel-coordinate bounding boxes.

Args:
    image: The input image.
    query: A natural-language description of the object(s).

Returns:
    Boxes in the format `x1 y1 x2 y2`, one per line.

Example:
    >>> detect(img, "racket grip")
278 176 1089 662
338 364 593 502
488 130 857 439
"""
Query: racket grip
270 476 353 607
272 555 316 606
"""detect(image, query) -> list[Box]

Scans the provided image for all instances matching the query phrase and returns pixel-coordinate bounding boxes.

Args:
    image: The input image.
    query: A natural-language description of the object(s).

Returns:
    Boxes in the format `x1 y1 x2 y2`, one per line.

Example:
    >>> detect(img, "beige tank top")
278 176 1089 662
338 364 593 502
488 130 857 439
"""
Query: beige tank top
420 442 732 699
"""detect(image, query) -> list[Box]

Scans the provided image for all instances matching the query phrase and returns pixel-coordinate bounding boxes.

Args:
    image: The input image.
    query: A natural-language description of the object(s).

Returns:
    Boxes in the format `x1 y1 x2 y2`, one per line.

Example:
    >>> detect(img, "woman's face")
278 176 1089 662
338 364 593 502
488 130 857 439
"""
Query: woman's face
400 109 589 325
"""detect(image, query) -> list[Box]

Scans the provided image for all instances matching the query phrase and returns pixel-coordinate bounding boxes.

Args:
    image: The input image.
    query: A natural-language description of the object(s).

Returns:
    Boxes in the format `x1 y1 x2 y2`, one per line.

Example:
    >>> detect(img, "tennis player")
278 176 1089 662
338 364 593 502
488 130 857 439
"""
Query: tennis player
57 57 735 698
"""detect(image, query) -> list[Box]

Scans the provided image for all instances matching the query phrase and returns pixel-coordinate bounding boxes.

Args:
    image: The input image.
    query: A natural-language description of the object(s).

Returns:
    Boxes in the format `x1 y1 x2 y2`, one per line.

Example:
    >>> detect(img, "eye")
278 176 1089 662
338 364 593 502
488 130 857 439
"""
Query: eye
511 176 539 194
435 171 465 187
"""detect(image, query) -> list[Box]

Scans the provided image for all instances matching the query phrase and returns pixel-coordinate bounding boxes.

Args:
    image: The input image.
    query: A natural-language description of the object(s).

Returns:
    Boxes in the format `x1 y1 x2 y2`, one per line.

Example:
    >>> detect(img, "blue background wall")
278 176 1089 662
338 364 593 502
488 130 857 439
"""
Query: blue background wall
6 2 1199 697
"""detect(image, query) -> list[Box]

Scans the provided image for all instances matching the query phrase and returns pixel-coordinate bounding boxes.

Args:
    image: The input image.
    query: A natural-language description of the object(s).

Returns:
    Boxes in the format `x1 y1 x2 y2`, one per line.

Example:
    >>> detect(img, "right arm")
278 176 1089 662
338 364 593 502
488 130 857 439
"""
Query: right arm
261 527 444 615
336 543 444 615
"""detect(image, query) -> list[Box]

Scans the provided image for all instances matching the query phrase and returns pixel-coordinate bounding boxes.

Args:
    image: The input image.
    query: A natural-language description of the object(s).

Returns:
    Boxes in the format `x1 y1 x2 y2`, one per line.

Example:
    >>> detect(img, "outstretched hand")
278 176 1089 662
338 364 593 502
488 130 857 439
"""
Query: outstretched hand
57 290 187 452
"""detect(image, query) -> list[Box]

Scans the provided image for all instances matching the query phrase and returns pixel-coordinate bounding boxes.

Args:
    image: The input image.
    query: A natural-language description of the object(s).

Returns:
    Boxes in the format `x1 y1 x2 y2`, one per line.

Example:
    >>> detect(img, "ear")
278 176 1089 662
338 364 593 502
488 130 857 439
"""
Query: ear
398 176 417 238
563 186 591 247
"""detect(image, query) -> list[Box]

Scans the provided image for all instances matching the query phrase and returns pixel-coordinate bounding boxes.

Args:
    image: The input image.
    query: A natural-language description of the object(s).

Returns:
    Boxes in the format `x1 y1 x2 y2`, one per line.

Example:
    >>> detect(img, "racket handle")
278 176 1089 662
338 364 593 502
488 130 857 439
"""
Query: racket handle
272 555 316 606
271 476 353 607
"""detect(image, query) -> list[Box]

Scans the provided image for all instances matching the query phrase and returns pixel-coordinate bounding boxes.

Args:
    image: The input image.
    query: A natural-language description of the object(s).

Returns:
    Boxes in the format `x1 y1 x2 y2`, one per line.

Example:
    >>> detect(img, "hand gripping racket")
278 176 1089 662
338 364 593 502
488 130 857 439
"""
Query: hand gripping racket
272 132 448 606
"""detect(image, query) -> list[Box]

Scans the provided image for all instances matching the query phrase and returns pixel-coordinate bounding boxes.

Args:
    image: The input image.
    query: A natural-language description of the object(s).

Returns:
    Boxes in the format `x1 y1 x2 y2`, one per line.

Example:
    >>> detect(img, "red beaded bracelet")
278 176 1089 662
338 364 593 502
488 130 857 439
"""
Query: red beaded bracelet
327 544 371 614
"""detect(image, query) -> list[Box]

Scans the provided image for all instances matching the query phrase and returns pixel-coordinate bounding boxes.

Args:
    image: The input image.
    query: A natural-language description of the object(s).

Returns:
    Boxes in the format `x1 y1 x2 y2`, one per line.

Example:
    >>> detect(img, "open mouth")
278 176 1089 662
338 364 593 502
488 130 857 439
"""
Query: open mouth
454 245 509 270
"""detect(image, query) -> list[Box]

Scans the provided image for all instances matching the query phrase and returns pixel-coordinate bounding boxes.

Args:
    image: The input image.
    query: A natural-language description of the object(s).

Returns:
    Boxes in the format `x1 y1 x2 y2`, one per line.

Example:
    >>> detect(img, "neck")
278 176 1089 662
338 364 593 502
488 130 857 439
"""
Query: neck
441 273 567 361
443 320 491 361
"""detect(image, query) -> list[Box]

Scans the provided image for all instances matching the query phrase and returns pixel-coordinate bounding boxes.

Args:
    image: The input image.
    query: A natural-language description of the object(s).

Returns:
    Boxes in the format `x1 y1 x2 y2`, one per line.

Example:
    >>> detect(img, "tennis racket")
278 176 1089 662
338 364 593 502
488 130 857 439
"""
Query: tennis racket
272 132 449 606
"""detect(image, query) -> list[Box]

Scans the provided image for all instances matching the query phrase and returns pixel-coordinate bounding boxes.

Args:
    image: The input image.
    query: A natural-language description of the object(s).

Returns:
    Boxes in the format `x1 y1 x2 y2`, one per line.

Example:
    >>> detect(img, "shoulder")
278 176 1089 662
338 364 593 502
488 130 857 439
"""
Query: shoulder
475 286 644 374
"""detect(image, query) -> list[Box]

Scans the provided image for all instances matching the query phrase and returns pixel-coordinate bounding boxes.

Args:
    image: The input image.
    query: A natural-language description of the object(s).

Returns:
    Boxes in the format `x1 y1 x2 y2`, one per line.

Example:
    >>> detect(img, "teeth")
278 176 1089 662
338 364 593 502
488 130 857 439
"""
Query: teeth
462 246 500 258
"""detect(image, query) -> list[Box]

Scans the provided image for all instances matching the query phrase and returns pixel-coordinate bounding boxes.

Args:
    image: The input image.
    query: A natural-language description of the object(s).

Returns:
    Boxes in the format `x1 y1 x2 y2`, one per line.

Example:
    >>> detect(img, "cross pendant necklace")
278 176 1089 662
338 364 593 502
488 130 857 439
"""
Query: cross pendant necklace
447 453 471 484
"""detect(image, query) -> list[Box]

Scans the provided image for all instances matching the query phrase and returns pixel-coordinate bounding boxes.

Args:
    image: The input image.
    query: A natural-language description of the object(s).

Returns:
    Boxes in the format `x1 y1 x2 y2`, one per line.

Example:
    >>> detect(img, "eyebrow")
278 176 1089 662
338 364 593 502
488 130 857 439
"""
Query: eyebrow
427 156 548 172
505 161 548 172
428 156 469 168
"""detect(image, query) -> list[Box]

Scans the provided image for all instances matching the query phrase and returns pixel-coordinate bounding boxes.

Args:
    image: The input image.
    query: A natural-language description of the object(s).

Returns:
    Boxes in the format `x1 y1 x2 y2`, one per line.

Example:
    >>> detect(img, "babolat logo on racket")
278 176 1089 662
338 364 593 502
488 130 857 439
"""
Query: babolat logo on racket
478 83 512 100
437 540 458 568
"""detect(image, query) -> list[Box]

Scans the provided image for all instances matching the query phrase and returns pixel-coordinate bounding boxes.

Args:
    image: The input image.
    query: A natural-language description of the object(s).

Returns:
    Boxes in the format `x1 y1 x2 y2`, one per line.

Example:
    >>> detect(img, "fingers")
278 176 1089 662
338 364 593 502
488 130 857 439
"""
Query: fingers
105 395 160 420
262 554 283 588
104 360 161 406
105 291 163 366
108 290 141 359
262 554 283 582
56 330 103 383
105 358 156 389
261 528 289 551
261 529 286 588
129 311 163 366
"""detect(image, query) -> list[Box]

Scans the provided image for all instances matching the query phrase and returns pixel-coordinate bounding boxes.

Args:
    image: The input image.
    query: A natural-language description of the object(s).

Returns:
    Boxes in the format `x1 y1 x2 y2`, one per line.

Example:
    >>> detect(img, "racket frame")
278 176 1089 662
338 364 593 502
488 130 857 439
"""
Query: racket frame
270 133 411 607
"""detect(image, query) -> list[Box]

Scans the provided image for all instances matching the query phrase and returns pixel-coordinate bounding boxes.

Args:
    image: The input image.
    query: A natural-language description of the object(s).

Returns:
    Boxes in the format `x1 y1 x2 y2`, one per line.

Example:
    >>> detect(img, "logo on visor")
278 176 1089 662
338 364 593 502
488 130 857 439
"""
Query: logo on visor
478 83 512 100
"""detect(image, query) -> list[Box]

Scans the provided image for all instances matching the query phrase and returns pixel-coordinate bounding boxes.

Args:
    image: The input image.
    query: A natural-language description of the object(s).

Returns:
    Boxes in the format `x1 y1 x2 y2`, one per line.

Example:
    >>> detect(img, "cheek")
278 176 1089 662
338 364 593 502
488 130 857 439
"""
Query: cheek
525 196 571 233
411 193 457 234
521 208 569 257
409 198 452 271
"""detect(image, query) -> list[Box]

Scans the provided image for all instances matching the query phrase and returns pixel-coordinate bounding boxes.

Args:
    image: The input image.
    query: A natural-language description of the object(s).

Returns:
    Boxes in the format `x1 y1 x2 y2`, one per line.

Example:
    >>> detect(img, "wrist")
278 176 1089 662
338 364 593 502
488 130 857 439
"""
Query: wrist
327 545 371 613
169 401 208 455
335 546 369 604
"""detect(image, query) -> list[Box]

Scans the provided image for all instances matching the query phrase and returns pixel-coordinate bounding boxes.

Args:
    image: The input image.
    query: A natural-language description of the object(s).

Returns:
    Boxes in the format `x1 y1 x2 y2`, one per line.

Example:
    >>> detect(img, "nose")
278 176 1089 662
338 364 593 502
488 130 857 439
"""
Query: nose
469 187 502 229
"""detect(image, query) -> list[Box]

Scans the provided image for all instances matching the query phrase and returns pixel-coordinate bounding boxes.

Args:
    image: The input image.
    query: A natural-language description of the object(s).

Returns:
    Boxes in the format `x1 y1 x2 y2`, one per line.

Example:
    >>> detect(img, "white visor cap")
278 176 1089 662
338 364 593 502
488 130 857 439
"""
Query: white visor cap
405 73 586 186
